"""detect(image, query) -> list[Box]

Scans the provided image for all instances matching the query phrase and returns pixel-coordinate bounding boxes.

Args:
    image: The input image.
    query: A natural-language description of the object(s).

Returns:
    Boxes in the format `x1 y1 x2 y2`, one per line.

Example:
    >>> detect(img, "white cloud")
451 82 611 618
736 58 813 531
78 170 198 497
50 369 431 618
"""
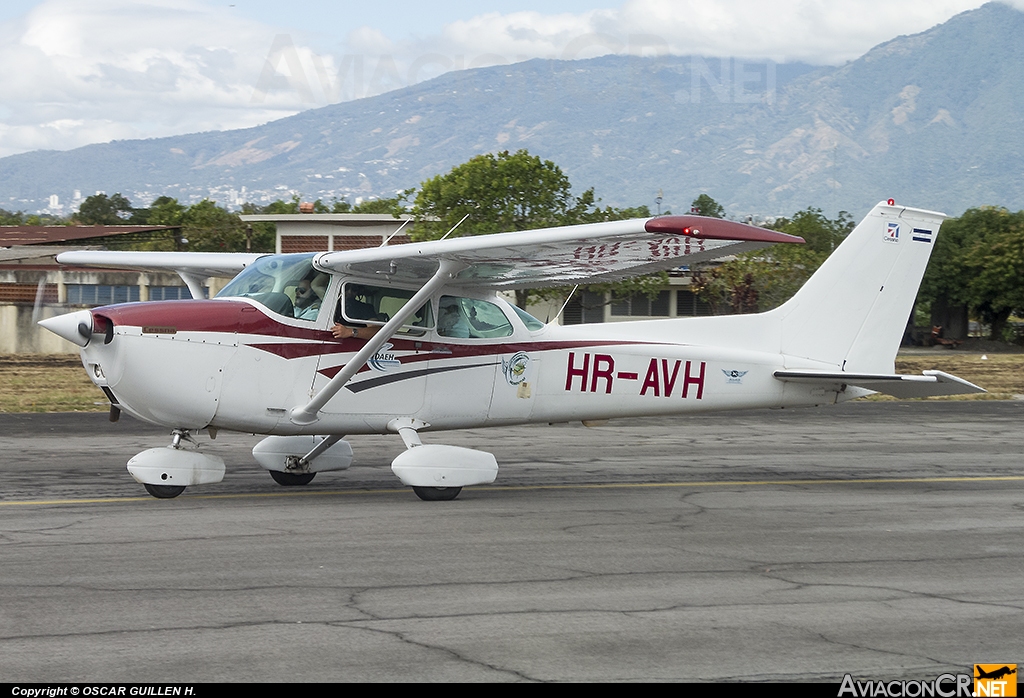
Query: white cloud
401 0 990 65
0 0 310 157
0 0 1011 158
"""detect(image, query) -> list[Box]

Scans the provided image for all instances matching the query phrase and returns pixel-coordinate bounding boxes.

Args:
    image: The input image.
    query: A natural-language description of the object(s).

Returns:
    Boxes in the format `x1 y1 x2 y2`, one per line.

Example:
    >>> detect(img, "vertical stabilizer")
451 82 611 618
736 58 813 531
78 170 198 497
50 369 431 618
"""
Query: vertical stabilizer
773 202 945 373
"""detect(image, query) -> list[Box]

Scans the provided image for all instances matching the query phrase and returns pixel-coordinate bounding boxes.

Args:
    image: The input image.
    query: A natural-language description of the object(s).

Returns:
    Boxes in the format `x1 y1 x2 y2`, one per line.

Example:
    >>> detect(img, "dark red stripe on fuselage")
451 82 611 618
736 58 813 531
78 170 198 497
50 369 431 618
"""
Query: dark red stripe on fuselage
95 299 326 340
96 299 671 368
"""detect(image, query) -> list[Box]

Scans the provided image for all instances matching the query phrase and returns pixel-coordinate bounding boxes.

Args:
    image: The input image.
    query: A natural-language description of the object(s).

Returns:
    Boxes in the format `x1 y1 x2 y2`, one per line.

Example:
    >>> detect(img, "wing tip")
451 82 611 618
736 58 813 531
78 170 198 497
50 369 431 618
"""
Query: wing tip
644 216 804 244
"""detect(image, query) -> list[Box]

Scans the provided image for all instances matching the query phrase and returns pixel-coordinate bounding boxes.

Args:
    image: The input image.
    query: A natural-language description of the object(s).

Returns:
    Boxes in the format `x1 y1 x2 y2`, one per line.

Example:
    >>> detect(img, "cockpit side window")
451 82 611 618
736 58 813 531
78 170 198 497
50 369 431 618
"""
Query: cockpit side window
338 282 434 335
511 304 546 331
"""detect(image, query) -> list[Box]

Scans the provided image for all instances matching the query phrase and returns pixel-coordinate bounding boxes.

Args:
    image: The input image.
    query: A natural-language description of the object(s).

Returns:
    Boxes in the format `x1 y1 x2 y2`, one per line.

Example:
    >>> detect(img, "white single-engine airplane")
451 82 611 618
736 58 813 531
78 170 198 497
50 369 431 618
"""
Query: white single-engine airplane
40 201 983 500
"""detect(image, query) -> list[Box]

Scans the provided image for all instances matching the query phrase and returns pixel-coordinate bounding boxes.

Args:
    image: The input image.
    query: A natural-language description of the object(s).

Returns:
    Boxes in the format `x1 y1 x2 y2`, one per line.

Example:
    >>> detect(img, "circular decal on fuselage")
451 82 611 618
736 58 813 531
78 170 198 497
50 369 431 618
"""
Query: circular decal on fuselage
502 352 530 385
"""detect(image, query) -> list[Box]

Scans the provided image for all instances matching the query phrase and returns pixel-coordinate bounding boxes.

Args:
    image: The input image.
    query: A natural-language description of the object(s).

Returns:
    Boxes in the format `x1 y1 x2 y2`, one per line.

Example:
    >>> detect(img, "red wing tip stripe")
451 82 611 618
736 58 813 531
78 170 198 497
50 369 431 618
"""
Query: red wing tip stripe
645 216 804 244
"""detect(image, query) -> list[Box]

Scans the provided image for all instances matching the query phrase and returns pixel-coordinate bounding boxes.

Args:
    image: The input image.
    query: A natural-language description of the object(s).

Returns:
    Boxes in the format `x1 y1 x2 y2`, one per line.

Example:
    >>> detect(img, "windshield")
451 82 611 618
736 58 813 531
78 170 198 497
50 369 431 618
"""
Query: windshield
216 253 328 321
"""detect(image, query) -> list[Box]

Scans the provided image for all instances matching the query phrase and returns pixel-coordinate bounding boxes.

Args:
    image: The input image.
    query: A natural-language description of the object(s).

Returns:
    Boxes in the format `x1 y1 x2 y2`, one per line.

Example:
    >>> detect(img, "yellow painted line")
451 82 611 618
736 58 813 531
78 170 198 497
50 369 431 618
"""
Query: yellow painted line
491 475 1024 490
0 488 400 506
2 475 1023 507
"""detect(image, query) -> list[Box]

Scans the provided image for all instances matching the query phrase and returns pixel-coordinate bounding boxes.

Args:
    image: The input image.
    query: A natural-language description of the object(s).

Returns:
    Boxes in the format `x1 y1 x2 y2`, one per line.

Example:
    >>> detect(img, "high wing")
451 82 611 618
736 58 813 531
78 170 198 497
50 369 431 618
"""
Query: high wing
52 217 800 290
53 250 266 298
315 216 804 288
53 251 265 278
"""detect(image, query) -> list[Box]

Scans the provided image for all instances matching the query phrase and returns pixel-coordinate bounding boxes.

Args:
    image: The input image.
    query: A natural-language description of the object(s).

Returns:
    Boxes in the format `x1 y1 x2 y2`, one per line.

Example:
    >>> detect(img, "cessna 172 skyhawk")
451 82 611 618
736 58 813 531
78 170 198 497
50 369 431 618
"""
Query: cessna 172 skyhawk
40 201 983 500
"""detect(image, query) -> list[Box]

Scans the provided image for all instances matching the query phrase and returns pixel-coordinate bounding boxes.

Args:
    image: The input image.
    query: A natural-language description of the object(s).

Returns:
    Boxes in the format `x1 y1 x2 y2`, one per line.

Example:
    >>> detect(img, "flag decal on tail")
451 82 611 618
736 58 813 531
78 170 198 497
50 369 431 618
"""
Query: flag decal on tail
912 228 933 243
884 222 900 243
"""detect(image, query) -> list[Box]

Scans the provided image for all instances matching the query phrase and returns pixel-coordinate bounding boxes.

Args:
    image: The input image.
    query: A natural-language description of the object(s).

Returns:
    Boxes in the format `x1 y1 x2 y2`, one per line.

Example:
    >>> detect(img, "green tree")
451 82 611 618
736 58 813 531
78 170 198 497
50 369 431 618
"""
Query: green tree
179 200 249 252
692 208 854 314
0 209 68 225
147 196 186 226
261 196 301 214
0 208 26 225
411 150 661 307
920 207 1024 340
411 150 595 241
352 193 410 215
690 194 725 218
77 193 134 224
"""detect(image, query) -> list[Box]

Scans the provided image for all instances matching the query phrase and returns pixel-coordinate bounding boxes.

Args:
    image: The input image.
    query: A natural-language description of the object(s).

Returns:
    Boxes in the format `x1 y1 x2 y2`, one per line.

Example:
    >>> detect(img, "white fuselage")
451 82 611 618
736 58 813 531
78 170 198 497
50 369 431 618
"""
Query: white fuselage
78 287 844 436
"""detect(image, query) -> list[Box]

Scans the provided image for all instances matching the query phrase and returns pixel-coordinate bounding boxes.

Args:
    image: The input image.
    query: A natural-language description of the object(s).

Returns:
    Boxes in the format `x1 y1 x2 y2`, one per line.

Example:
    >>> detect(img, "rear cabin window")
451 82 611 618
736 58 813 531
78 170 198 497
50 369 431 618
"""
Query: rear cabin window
437 296 513 338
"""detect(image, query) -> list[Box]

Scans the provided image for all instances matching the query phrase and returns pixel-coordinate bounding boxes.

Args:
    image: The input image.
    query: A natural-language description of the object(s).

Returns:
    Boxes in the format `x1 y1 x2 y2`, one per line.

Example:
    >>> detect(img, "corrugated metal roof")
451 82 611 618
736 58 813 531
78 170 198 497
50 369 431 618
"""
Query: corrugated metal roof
0 225 179 246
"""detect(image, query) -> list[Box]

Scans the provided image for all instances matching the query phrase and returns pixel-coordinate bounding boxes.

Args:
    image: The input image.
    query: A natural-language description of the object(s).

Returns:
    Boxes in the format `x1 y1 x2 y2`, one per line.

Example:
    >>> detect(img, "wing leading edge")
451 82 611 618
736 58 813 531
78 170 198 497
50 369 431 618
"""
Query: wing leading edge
54 251 265 278
315 215 804 289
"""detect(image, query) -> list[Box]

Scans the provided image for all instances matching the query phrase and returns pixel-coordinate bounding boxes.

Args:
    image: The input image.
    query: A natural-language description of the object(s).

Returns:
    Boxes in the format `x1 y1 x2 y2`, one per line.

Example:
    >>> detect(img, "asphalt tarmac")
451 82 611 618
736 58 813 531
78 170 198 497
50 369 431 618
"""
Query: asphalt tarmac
1 401 1022 682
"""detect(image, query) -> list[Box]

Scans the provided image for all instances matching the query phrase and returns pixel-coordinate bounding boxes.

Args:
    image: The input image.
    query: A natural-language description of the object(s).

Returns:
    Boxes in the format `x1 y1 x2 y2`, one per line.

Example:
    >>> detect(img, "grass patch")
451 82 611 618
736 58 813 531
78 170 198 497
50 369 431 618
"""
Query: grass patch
0 355 108 413
878 353 1024 401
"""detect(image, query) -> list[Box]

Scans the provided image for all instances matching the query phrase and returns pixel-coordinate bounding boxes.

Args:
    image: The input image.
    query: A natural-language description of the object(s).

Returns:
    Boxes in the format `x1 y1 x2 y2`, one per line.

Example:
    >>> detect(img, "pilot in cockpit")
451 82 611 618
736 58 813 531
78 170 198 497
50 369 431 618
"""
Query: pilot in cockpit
438 297 470 338
293 271 327 321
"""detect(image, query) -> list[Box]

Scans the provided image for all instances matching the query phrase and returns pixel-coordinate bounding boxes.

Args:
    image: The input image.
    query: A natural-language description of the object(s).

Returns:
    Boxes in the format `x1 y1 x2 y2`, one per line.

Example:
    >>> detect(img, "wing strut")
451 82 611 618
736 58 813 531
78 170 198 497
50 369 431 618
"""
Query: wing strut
289 258 466 425
179 272 207 300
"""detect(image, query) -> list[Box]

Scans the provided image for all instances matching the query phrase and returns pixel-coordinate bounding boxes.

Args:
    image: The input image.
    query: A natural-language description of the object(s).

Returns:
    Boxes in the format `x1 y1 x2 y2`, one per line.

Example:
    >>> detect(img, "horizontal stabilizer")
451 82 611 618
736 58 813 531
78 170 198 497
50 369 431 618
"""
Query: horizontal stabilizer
773 370 985 399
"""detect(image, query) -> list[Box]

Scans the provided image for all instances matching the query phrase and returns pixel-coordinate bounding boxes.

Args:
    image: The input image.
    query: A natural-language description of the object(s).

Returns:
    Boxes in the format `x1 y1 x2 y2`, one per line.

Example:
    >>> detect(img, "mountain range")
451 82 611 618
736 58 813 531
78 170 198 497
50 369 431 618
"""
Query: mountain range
2 1 1022 219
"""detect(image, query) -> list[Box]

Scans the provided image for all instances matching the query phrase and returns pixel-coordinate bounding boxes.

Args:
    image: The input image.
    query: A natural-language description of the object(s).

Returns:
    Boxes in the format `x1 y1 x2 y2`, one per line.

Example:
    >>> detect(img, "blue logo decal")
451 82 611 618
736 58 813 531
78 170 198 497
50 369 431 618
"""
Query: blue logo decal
368 343 401 372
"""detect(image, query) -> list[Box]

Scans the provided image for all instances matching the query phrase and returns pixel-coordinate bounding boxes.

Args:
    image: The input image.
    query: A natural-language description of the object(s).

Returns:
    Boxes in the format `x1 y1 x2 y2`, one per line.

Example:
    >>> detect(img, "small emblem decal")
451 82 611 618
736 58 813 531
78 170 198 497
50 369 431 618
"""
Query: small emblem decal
722 369 748 384
884 222 900 243
502 352 530 385
368 342 401 372
912 227 933 243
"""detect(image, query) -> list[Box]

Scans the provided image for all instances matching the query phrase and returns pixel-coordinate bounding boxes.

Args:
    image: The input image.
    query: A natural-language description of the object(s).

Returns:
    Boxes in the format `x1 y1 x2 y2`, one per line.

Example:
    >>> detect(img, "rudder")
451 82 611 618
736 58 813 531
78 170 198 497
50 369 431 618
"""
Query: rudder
772 202 945 373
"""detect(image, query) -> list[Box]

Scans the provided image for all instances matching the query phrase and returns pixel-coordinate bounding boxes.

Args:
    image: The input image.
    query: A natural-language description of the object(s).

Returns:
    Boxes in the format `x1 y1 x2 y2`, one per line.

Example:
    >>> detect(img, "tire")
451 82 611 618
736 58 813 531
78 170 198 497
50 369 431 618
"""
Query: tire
412 486 462 501
270 470 316 486
144 483 186 499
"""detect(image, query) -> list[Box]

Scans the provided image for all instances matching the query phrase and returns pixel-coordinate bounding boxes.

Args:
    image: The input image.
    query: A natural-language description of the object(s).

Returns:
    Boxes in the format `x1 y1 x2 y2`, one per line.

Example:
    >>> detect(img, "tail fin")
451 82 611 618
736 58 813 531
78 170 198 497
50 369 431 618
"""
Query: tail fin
772 202 945 373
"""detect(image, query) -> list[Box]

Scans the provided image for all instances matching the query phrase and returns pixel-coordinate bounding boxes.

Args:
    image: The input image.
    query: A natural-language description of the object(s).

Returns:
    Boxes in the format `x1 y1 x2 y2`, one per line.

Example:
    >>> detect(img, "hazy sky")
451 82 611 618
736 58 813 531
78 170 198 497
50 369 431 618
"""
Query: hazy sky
1 0 1018 158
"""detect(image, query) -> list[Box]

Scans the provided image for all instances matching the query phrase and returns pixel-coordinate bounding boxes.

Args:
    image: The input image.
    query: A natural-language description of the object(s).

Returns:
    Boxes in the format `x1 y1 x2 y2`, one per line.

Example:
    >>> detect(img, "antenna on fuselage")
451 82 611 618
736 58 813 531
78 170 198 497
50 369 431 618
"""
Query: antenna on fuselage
439 213 471 241
549 284 579 325
379 218 411 247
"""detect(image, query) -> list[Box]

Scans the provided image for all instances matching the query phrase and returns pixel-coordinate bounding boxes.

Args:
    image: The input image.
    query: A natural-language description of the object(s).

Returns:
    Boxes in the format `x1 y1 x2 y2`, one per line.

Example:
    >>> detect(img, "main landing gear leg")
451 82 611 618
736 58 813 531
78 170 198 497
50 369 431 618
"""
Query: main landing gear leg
268 435 347 487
